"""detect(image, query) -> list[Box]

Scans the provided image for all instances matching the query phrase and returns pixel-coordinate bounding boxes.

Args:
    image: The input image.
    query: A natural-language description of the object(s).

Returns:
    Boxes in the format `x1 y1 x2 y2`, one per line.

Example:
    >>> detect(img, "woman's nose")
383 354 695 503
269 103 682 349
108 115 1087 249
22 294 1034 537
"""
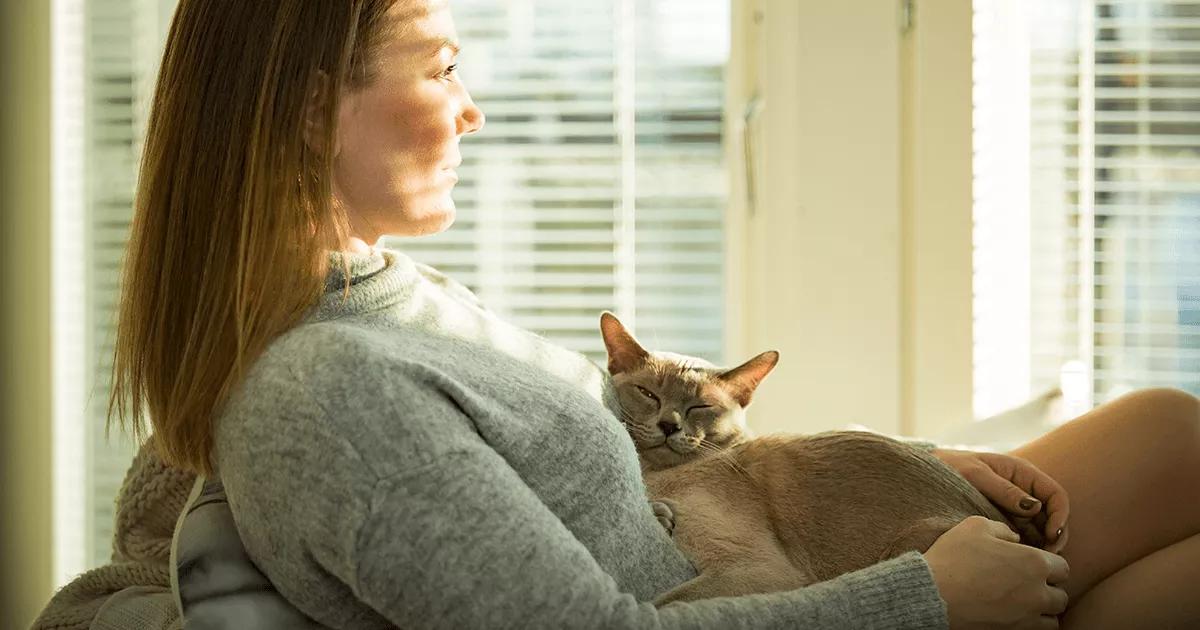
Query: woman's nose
460 99 485 136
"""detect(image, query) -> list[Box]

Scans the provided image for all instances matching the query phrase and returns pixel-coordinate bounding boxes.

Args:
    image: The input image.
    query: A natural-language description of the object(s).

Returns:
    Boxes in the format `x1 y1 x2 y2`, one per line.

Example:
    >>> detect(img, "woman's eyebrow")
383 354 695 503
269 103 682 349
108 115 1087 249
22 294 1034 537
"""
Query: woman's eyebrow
427 37 461 58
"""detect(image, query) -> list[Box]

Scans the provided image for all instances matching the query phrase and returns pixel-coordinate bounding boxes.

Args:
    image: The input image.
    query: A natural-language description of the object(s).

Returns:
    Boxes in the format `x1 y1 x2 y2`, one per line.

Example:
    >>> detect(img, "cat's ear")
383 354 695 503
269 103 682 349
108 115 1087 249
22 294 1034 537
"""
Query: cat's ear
718 351 779 407
599 311 650 374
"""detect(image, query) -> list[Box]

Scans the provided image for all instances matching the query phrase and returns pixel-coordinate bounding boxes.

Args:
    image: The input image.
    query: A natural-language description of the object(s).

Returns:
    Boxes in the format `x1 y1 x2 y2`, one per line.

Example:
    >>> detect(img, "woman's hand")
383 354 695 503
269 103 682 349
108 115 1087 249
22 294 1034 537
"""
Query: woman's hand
925 516 1070 629
932 448 1069 553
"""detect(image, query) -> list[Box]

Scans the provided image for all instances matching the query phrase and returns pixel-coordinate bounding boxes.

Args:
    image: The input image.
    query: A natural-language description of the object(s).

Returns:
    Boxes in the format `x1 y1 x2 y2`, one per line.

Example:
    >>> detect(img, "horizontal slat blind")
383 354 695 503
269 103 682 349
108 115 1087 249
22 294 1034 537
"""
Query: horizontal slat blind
973 0 1200 419
1088 1 1200 400
81 0 143 574
385 0 728 366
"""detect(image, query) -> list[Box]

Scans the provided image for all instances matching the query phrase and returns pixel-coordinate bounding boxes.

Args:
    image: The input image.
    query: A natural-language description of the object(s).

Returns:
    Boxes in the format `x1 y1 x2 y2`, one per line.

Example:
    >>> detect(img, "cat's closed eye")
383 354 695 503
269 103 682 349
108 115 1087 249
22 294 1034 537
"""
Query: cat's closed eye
635 385 660 403
686 405 712 415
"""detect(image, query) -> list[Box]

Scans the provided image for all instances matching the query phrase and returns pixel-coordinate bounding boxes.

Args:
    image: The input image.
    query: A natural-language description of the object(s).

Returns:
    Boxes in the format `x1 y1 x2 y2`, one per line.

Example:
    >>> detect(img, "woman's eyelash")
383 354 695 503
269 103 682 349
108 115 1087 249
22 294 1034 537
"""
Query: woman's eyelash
440 63 458 79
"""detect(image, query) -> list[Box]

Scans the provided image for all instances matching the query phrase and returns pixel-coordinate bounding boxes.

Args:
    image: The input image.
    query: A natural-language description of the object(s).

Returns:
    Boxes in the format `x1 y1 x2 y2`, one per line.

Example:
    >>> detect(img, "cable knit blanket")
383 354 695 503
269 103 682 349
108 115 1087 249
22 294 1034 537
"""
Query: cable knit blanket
32 442 193 630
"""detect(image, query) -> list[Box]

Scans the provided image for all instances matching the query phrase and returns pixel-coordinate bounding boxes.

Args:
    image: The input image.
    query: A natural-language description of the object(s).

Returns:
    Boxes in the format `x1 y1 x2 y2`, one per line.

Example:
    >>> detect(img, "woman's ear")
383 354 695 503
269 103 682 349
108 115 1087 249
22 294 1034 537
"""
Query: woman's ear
303 71 339 158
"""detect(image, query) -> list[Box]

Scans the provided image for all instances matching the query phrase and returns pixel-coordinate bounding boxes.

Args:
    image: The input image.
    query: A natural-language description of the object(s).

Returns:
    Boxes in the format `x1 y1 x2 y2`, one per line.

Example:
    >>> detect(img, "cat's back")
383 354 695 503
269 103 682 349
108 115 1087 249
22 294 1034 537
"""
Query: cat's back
648 431 1006 582
739 431 994 512
746 431 1005 578
741 432 976 492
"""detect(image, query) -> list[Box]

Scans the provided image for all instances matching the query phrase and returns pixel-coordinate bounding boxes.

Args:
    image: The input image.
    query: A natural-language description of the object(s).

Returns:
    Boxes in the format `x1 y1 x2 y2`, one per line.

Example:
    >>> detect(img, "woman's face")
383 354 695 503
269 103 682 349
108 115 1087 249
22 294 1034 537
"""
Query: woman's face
332 0 484 247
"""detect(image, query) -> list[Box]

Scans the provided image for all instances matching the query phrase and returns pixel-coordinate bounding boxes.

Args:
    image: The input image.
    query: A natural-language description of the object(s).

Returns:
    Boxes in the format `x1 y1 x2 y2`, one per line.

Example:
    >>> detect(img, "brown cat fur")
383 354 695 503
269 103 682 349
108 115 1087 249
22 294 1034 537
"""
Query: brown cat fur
599 312 1040 604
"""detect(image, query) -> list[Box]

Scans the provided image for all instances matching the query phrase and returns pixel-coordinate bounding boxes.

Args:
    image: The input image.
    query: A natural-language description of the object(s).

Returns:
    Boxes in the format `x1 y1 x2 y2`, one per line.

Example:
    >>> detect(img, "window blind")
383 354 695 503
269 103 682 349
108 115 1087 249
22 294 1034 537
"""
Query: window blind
386 0 729 365
51 0 167 583
51 0 728 584
973 0 1200 420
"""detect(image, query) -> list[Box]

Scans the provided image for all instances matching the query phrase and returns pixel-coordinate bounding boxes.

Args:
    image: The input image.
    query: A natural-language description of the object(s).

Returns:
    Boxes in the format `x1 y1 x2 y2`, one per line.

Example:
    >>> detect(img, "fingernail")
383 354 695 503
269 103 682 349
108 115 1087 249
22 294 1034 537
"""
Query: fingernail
1019 497 1039 510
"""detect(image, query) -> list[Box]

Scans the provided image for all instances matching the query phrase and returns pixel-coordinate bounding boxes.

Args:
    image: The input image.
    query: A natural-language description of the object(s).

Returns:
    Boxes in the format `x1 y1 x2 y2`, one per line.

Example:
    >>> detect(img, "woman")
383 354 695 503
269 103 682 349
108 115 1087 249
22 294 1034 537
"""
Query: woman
40 0 1200 628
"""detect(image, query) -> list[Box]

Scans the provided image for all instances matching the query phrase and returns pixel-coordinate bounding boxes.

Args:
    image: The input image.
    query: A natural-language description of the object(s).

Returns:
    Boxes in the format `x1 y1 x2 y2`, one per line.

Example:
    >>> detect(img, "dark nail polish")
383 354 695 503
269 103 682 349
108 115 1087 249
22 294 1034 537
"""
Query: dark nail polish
1019 497 1038 510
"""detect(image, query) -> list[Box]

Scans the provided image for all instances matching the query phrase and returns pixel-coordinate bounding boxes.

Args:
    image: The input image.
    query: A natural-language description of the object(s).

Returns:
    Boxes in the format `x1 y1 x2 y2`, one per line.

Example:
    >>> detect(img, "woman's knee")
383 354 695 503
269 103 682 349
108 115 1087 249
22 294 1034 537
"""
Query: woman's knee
1108 388 1200 504
1115 388 1200 440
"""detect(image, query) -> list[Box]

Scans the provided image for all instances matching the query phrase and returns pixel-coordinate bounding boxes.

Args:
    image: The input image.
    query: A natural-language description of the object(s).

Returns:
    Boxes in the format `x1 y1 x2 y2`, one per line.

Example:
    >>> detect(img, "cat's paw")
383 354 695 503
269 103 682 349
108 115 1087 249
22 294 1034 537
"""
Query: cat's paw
650 499 677 536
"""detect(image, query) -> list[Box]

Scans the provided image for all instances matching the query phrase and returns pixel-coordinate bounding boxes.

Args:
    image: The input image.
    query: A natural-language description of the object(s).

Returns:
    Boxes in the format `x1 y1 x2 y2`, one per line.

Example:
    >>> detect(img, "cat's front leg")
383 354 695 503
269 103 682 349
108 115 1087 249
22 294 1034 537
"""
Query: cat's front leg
650 499 677 536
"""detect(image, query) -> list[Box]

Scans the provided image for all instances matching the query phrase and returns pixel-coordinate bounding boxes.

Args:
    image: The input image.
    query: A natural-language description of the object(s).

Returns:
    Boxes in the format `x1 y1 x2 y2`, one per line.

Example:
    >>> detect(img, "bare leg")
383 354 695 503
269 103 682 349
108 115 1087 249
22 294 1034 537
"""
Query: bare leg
1008 388 1200 610
1062 532 1200 629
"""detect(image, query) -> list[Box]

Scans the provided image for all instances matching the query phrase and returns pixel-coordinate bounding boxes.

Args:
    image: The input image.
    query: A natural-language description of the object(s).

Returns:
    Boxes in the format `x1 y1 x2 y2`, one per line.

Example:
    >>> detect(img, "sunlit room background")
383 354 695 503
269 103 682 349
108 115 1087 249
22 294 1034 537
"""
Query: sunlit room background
1 0 1196 625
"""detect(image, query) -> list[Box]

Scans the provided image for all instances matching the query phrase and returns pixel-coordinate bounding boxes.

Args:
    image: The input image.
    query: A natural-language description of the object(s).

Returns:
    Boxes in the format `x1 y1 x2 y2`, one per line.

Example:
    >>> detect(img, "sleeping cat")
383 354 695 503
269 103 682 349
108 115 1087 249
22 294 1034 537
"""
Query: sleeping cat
599 312 1043 604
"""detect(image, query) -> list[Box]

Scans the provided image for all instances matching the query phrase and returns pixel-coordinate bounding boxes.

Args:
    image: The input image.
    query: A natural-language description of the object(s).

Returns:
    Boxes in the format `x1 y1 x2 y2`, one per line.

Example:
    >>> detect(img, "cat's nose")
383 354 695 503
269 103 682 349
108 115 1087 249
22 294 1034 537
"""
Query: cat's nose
658 421 681 437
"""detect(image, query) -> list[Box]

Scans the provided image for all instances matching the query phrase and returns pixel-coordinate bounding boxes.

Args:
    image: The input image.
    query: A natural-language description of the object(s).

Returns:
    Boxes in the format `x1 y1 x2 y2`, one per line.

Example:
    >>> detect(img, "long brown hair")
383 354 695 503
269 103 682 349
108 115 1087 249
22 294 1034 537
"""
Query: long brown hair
108 0 402 474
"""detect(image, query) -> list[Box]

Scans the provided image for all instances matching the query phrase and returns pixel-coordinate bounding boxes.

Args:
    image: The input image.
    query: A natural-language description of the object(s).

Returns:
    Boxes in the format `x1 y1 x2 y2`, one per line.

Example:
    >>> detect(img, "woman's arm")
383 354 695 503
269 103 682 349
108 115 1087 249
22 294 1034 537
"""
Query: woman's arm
215 361 948 630
210 332 949 629
348 447 947 629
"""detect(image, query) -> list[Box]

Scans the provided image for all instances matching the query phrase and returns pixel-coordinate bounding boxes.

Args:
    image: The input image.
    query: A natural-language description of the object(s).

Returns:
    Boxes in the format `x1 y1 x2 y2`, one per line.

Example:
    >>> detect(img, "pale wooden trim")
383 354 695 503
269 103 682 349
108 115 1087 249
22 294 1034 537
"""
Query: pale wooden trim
732 0 905 436
0 0 55 626
900 0 975 438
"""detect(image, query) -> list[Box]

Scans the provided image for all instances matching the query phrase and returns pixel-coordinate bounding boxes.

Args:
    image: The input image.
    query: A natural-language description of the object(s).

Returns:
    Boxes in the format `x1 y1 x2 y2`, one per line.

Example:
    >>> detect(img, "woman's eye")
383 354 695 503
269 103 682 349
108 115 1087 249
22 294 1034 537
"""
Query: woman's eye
635 386 659 402
439 63 458 79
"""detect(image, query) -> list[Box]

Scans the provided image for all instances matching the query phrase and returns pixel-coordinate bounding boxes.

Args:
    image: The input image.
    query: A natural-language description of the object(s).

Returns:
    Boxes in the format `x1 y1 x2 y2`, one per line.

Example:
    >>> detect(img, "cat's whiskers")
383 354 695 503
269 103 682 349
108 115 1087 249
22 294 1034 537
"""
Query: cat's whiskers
697 438 749 477
615 405 639 432
617 405 662 448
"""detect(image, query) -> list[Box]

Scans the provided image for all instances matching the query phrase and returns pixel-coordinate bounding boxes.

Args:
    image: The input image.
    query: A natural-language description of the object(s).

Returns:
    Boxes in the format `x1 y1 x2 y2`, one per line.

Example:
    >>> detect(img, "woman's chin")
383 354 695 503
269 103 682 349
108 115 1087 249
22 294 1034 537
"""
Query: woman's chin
428 205 456 233
387 205 456 238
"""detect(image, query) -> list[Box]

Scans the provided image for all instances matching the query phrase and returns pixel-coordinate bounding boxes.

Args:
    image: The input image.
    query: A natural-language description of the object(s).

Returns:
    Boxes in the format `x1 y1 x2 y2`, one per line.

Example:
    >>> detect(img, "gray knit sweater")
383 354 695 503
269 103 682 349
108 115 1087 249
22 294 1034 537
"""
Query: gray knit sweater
212 247 950 629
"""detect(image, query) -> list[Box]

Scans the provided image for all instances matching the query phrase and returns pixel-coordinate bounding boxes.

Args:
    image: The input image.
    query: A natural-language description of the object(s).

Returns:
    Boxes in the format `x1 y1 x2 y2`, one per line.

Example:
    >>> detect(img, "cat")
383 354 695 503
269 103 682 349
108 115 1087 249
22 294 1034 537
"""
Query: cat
599 312 1043 604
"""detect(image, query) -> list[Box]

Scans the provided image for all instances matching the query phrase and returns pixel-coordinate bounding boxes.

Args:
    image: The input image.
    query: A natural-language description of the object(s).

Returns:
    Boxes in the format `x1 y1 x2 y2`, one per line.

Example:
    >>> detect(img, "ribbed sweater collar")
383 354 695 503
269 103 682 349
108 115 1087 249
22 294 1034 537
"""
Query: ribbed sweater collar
307 247 417 322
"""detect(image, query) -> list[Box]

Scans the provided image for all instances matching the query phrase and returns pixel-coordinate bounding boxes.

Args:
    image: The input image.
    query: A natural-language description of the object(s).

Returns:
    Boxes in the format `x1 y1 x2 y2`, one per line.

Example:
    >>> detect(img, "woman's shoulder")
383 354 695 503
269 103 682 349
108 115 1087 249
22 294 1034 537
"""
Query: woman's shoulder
262 318 388 367
218 319 481 478
221 320 387 410
256 318 464 394
407 257 487 311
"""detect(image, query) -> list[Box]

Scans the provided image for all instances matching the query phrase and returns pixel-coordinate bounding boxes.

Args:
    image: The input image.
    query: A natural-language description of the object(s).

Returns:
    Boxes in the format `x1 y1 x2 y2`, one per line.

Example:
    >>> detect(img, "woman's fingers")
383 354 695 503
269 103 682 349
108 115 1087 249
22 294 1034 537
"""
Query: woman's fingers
983 516 1022 542
1033 615 1062 630
933 449 1072 551
1044 551 1070 585
960 458 1034 513
925 516 1071 629
1047 524 1069 554
980 452 1071 547
1044 586 1069 615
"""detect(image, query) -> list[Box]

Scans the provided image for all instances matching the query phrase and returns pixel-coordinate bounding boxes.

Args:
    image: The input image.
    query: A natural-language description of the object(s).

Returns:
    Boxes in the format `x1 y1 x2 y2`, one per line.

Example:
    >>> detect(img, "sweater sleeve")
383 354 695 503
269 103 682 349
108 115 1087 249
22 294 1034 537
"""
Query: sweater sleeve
93 586 182 630
30 567 180 630
353 447 948 629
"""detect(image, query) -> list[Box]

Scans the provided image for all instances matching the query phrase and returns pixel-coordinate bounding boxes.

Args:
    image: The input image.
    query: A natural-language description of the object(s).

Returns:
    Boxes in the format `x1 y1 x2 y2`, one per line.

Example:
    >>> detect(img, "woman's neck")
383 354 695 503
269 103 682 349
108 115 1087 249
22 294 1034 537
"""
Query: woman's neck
341 235 376 255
